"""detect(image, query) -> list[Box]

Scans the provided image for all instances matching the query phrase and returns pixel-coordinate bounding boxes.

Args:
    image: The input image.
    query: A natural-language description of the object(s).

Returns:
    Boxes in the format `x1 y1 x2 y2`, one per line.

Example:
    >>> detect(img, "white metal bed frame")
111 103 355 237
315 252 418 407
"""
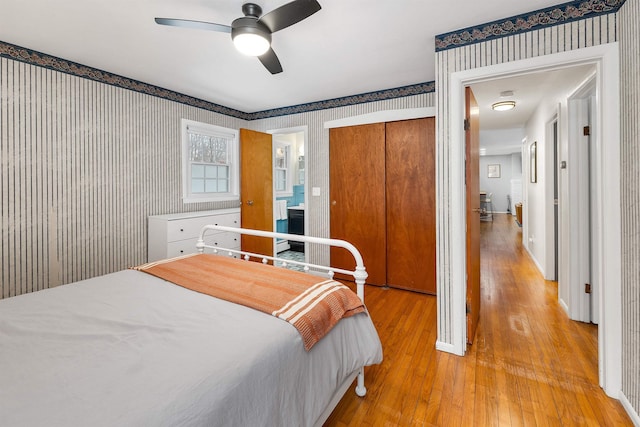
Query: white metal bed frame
196 225 370 400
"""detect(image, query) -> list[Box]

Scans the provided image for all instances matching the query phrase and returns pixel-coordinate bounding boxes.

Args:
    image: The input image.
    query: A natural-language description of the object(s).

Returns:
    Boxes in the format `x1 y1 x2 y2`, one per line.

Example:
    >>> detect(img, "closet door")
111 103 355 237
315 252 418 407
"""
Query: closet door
329 124 387 286
385 118 436 294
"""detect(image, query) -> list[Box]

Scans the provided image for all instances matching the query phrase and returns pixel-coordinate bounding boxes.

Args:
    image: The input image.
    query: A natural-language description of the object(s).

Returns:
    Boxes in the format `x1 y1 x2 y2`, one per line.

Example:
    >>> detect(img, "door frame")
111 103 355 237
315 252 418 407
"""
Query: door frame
565 76 598 324
445 43 621 397
267 125 309 258
543 113 559 282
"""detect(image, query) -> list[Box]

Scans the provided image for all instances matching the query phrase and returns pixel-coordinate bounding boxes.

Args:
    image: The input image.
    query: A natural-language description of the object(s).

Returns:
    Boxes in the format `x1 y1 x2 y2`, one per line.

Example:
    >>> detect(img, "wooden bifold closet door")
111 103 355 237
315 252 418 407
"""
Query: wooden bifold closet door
329 123 387 286
329 118 436 294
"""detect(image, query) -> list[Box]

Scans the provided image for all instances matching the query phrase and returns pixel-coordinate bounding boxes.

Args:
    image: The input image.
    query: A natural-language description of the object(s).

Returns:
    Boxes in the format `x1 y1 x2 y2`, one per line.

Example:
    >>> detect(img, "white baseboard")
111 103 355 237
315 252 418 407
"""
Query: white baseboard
620 391 640 426
524 245 545 276
435 340 463 356
558 297 570 317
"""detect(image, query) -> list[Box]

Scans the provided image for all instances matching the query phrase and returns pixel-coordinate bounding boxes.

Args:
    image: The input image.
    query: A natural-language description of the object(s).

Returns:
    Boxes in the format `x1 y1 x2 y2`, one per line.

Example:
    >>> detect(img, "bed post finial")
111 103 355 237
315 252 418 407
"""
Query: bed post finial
196 238 205 253
353 266 368 302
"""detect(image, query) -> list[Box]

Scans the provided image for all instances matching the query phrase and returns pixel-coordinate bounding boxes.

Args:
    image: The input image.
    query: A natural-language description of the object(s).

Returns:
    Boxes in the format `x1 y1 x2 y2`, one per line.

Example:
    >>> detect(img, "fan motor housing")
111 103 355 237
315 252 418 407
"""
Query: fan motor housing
231 17 272 43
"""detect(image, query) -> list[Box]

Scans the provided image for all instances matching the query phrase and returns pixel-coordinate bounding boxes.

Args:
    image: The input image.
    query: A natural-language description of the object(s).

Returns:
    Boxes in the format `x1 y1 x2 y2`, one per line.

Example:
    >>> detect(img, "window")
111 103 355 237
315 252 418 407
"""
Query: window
273 140 294 196
182 119 239 203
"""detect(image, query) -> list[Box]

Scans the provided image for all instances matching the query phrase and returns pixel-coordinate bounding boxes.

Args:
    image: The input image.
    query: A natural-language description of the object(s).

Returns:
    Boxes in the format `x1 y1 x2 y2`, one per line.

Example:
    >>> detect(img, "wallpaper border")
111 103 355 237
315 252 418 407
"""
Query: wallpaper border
250 82 436 120
435 0 626 51
0 40 252 120
0 39 434 120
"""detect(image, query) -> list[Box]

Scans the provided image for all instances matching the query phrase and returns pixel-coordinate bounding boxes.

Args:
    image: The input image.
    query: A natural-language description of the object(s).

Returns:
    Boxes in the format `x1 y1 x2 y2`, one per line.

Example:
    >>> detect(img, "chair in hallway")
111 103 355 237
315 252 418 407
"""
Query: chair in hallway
481 192 493 221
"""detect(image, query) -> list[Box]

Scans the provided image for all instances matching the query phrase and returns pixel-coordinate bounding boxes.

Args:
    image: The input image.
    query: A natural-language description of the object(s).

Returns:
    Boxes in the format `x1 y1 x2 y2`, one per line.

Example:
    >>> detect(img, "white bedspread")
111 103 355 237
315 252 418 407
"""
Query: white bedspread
0 270 382 427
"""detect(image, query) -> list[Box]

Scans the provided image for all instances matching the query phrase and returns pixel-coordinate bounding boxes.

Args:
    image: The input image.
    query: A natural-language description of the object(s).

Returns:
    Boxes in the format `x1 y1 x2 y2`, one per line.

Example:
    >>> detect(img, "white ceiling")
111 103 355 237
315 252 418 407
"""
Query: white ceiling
471 63 596 155
471 64 596 131
0 0 573 113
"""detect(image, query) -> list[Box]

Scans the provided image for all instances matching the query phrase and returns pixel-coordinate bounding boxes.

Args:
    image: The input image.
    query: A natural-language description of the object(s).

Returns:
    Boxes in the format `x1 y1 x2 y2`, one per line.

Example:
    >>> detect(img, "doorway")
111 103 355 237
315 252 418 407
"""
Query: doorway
446 43 621 396
268 126 308 268
566 76 599 324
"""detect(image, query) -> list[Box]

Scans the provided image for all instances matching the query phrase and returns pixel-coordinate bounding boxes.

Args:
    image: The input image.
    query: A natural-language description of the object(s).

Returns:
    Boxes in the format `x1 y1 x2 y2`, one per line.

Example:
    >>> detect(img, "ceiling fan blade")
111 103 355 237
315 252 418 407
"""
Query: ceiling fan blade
258 0 321 33
258 48 283 74
154 18 231 33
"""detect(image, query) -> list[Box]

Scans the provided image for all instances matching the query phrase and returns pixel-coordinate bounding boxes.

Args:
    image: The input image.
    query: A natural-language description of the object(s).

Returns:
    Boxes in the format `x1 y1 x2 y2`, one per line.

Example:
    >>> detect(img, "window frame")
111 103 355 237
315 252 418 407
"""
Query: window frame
181 119 239 204
273 139 294 197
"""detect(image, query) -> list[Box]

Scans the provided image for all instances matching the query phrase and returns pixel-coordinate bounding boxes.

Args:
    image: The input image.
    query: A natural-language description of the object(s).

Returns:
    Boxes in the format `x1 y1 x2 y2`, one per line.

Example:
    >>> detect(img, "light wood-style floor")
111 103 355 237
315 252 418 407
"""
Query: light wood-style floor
325 213 631 426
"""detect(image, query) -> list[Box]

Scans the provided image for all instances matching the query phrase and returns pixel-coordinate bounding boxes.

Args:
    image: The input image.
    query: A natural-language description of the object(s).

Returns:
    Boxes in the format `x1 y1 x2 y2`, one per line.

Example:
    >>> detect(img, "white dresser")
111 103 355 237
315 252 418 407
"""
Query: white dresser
147 208 241 262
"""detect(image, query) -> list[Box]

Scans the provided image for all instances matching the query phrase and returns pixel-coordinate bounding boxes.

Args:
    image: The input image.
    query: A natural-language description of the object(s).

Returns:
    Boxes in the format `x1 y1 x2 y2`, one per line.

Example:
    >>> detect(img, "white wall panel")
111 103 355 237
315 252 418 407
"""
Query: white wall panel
619 0 640 416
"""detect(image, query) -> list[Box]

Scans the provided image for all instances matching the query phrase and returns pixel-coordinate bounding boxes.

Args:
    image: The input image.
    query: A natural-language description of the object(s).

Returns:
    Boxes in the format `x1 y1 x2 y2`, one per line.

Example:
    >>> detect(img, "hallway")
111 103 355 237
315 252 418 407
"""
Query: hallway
471 213 630 425
326 213 630 425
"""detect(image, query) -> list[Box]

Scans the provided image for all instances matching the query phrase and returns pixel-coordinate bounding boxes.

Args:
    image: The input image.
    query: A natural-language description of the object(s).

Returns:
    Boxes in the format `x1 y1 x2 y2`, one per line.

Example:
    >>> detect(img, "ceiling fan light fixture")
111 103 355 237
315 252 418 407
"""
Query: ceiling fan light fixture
233 33 270 56
156 0 322 73
491 101 516 111
231 18 271 56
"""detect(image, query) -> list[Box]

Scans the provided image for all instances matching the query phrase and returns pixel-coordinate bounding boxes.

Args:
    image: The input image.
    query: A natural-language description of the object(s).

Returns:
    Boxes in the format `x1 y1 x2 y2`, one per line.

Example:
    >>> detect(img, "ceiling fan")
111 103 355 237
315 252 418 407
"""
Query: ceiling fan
155 0 322 75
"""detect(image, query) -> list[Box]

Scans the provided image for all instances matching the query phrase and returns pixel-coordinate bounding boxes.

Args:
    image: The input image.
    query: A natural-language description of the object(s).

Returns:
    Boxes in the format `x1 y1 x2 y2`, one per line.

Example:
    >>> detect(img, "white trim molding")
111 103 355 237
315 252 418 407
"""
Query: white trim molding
620 392 640 426
324 107 436 129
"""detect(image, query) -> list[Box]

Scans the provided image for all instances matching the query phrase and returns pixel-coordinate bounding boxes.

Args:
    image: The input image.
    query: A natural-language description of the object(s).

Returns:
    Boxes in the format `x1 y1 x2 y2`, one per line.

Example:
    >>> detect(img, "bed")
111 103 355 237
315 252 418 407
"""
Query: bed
0 225 382 427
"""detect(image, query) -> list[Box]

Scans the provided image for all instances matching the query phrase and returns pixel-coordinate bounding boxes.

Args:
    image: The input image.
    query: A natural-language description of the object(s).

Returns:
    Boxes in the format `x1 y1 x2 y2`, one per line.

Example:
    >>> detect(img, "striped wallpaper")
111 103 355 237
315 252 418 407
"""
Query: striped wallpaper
619 0 640 415
0 54 434 299
0 58 246 298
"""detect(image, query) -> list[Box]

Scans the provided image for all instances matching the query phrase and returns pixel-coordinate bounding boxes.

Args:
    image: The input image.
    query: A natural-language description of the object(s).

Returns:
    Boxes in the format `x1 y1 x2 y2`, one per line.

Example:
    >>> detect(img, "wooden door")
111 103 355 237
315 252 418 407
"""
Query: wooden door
465 87 481 344
329 124 387 286
240 128 273 259
385 118 436 294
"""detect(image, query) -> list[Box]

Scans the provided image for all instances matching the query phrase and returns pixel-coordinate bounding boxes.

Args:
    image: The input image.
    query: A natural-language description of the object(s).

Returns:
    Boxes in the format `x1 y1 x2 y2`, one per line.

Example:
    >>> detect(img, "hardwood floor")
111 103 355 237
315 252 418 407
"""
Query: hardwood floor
324 214 631 426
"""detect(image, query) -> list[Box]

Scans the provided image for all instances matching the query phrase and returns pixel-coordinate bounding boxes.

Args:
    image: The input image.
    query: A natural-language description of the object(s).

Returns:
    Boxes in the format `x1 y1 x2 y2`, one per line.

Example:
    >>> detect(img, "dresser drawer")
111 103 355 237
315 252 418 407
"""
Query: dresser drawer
166 234 240 258
166 213 240 242
204 232 240 250
148 208 241 262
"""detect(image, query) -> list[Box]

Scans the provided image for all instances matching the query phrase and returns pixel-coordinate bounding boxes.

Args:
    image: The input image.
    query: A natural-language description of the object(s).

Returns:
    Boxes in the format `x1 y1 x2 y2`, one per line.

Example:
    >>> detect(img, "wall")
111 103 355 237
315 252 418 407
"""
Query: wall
479 127 524 156
0 57 246 298
523 95 561 277
0 49 434 299
479 154 518 213
619 0 640 419
479 128 525 214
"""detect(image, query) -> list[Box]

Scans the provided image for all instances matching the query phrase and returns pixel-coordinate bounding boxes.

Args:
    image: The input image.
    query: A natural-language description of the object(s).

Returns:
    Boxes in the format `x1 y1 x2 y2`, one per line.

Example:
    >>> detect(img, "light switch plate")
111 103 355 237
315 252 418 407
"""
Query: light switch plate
312 187 321 197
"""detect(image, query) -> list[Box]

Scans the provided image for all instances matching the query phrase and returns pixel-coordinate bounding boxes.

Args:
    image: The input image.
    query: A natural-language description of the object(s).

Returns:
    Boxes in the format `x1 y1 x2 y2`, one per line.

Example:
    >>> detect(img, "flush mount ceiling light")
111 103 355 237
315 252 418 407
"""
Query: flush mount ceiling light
491 101 516 111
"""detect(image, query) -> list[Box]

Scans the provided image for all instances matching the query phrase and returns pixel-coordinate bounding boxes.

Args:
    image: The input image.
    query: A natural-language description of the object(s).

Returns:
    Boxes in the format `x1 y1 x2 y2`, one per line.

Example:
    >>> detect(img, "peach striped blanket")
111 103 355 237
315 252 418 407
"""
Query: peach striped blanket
132 254 366 350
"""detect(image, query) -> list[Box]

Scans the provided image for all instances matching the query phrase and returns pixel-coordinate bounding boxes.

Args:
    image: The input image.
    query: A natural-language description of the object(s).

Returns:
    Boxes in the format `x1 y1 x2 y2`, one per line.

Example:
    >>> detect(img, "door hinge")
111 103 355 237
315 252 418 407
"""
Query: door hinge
466 303 471 314
464 119 470 131
585 283 592 294
583 126 590 136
